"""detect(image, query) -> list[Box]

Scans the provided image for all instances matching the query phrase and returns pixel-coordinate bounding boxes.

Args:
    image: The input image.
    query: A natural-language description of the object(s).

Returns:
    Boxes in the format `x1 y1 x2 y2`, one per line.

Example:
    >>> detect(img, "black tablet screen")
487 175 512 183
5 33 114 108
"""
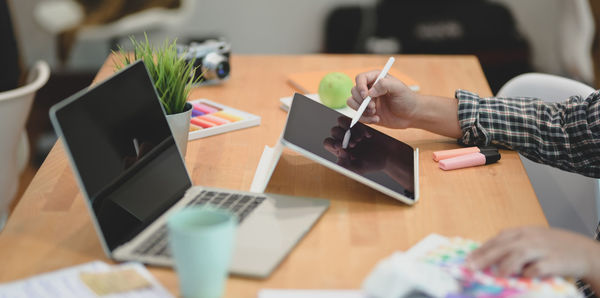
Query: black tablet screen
283 93 415 200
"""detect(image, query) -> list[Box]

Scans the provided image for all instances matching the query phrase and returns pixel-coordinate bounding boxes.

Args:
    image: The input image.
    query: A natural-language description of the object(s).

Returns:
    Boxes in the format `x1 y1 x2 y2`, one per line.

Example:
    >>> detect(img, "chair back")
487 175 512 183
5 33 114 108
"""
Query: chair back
498 73 595 101
0 61 50 230
497 73 598 236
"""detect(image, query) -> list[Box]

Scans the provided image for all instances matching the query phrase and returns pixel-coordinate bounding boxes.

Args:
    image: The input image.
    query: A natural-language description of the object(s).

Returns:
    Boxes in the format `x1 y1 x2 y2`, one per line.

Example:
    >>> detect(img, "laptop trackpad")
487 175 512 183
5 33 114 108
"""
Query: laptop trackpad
229 194 328 278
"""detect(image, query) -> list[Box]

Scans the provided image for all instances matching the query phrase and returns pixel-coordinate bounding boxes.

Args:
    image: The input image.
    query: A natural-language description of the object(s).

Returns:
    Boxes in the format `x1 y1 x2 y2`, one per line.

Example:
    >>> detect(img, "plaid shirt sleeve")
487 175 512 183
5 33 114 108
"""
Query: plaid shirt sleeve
458 89 600 297
455 89 600 178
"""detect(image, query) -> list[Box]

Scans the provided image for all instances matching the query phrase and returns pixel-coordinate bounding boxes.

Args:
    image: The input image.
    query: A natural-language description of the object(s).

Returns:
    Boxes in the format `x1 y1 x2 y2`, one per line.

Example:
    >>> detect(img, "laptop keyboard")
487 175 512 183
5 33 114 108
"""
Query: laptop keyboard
133 190 266 258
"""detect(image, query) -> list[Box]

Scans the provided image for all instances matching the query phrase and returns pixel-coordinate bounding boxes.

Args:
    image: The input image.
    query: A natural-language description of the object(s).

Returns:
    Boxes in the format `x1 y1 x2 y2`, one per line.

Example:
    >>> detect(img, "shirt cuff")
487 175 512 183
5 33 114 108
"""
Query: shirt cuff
455 89 491 146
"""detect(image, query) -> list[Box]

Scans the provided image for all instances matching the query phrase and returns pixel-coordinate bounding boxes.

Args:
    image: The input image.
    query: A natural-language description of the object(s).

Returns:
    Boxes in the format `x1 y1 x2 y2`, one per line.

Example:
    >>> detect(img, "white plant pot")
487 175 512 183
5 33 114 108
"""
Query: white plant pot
165 102 192 157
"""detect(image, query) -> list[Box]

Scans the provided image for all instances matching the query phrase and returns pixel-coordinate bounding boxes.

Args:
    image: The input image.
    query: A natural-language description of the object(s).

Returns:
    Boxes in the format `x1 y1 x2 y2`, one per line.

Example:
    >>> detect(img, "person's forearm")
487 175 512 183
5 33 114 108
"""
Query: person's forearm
410 94 462 139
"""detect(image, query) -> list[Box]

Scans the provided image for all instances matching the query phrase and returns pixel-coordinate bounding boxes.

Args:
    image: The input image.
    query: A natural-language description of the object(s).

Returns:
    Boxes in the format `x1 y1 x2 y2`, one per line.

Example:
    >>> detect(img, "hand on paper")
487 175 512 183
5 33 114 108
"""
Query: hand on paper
467 226 600 284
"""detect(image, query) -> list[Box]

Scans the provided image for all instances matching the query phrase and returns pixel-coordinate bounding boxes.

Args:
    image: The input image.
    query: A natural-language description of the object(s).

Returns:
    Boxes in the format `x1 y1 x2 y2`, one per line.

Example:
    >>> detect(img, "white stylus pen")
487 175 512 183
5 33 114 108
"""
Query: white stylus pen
349 57 395 128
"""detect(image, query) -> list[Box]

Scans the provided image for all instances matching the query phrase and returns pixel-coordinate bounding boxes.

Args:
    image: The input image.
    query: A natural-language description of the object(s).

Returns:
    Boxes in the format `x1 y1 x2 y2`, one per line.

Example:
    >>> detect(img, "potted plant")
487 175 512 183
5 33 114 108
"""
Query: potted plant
113 34 201 157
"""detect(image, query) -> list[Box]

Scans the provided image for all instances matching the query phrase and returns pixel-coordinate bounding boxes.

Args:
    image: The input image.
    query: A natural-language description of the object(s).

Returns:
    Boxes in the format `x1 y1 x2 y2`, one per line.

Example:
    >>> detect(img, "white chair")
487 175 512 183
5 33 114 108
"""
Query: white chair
75 0 195 43
33 0 196 66
0 61 50 231
496 73 598 236
34 0 195 37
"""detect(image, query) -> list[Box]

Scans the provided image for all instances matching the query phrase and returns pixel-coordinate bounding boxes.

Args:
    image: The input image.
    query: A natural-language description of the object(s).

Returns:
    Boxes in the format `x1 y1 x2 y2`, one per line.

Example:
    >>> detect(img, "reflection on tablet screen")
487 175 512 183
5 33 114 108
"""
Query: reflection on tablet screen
283 94 415 200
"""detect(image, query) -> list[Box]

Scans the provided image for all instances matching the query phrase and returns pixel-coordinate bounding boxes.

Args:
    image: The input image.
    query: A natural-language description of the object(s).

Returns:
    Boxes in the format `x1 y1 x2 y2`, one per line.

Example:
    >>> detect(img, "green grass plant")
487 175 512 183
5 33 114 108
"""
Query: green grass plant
113 34 201 115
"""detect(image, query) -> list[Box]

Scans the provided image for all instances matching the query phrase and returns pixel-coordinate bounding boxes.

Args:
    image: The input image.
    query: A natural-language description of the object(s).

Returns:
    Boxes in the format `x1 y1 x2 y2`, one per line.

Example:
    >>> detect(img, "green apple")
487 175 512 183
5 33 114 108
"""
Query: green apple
318 72 353 109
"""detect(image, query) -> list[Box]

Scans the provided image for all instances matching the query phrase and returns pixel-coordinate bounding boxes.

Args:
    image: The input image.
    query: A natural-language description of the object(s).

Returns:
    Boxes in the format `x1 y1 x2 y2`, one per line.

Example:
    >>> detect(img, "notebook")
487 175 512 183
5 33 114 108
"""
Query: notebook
49 60 329 278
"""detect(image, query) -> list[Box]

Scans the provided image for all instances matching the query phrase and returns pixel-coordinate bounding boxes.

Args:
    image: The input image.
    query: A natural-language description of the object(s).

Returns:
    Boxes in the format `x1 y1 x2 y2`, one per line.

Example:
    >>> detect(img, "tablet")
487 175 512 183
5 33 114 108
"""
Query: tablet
282 93 419 205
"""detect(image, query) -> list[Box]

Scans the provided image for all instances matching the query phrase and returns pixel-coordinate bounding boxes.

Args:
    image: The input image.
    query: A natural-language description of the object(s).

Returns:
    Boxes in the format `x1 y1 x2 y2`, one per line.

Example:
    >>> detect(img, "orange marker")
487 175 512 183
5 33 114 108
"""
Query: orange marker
191 117 217 128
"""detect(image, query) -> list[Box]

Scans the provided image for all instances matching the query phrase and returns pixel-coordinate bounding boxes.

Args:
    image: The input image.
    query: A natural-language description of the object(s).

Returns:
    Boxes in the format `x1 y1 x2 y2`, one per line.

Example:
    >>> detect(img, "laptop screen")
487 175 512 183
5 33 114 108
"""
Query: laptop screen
50 61 192 251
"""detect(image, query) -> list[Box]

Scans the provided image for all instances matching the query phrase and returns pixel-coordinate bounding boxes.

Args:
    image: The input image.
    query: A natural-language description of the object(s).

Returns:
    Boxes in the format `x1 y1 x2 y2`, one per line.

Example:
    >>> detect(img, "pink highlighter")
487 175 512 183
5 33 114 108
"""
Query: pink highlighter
438 151 501 170
432 145 497 161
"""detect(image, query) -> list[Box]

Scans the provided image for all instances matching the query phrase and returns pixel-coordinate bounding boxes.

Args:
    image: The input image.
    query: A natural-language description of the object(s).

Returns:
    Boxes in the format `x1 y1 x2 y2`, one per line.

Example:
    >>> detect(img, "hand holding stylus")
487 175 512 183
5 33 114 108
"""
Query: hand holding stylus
347 62 420 130
350 57 396 128
343 57 395 149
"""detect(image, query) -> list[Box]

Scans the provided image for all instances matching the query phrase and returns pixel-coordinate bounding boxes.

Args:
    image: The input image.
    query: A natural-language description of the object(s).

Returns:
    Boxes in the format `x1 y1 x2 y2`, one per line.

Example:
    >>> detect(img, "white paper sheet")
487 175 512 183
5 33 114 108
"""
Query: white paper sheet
0 261 172 298
258 289 364 298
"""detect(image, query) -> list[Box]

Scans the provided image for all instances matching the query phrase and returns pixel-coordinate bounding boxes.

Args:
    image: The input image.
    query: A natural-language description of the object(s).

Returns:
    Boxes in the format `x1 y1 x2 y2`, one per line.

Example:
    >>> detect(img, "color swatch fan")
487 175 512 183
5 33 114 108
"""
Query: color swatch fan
406 234 581 297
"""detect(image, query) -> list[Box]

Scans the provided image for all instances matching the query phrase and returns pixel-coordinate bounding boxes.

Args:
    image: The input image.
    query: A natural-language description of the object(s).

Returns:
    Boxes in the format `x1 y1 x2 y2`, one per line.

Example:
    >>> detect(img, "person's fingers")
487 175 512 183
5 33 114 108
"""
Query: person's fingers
350 84 382 118
355 71 380 99
469 229 521 261
468 229 522 270
495 246 539 276
470 246 513 273
351 86 377 116
368 100 376 110
521 259 555 278
357 98 376 116
360 115 380 124
351 86 363 101
363 105 377 116
367 77 402 98
347 96 360 110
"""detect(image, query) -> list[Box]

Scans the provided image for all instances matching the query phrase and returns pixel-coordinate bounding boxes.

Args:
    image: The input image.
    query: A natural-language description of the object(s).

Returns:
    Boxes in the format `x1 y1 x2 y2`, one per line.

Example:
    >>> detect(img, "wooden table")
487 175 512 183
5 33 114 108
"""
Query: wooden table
0 55 546 297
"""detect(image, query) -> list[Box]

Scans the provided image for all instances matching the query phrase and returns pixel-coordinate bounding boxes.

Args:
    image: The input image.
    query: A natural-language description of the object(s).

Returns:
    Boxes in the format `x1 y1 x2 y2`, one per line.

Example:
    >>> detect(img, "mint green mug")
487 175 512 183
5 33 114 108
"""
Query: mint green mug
168 207 237 298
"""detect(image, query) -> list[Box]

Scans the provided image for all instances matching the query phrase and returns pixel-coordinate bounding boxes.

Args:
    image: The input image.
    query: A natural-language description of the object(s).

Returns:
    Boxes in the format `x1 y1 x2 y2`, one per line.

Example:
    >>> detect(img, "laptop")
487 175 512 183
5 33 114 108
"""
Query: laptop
49 60 329 278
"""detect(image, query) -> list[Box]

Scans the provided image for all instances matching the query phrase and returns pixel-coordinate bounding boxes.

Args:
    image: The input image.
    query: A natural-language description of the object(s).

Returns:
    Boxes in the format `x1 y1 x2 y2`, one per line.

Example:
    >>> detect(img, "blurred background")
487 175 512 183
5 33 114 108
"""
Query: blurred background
3 0 600 201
